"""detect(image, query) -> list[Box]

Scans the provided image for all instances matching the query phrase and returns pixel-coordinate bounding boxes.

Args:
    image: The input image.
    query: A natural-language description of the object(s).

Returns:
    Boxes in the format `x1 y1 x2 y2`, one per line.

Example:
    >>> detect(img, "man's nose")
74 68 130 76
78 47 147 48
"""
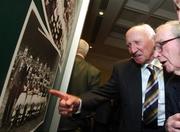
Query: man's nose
130 45 137 53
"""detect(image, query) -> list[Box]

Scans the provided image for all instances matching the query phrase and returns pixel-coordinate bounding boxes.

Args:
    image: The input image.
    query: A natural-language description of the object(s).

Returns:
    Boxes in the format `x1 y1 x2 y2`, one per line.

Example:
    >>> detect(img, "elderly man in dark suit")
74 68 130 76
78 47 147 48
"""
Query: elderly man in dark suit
50 24 171 132
58 39 101 132
154 20 180 132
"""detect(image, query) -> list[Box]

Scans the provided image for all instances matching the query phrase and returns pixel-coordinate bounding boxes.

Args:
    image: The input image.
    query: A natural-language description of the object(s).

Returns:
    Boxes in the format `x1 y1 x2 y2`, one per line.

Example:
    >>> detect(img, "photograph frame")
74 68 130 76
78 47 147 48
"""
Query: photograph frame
0 0 90 131
0 1 60 131
48 0 90 131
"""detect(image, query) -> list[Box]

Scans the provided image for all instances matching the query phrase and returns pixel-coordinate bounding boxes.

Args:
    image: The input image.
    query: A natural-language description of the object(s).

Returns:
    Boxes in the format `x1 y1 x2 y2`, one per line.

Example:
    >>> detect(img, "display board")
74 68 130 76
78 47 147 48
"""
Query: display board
0 0 89 131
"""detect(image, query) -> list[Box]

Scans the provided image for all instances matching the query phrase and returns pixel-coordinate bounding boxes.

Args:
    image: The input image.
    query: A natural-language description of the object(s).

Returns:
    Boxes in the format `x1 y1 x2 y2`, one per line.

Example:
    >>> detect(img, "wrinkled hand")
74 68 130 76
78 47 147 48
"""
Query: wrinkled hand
49 89 81 117
166 113 180 132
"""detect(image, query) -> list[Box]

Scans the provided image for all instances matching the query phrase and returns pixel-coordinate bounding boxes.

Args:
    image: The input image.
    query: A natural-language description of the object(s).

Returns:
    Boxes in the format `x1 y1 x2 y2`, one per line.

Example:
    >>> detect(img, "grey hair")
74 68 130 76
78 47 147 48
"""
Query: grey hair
165 20 180 37
156 20 180 37
77 39 89 57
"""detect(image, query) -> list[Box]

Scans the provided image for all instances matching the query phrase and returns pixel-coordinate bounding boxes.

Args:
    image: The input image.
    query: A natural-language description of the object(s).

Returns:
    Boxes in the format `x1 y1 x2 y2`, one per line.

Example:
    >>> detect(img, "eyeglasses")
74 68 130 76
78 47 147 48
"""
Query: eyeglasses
154 36 180 52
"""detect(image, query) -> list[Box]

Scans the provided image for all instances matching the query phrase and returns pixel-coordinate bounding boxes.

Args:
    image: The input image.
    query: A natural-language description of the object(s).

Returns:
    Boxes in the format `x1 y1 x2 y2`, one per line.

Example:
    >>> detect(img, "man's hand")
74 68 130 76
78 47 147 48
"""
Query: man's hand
166 113 180 132
49 89 81 116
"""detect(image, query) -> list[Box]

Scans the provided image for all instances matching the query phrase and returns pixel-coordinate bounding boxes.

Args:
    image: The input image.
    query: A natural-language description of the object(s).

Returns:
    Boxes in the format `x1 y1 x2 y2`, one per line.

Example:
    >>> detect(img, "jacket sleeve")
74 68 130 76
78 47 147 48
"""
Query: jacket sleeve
80 63 120 111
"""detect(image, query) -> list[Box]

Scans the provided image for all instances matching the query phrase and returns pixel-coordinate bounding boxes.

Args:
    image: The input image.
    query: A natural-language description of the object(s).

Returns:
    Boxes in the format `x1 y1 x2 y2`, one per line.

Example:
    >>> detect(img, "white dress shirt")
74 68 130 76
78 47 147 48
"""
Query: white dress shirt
141 59 165 126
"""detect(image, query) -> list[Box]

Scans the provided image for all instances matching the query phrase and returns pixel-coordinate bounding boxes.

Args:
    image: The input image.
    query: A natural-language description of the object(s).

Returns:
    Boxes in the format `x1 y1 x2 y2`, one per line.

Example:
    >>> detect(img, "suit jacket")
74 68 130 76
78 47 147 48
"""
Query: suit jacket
58 55 101 131
81 58 171 131
165 75 180 118
68 55 101 95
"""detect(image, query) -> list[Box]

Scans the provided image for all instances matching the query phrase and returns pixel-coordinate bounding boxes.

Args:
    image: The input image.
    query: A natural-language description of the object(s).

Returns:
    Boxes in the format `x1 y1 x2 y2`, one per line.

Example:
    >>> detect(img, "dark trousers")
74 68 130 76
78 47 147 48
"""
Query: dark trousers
58 116 93 132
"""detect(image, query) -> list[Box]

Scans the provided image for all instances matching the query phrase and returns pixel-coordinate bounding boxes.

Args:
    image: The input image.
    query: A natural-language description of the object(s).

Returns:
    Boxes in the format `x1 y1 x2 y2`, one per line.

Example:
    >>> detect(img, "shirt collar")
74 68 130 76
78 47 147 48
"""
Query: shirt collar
141 59 163 72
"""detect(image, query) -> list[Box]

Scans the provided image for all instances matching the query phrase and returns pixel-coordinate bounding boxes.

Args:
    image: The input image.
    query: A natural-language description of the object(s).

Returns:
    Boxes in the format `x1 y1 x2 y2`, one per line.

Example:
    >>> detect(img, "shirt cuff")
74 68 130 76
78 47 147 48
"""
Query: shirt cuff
75 99 82 114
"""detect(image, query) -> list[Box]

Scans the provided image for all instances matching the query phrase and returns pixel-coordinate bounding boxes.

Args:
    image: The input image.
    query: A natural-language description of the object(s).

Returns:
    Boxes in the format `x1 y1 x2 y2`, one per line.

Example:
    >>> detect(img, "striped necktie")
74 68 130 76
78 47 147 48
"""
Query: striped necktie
143 65 159 127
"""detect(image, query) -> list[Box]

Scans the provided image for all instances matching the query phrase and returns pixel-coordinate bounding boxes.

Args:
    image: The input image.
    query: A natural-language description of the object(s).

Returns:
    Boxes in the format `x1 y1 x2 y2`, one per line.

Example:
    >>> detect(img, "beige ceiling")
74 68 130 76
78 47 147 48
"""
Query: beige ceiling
82 0 177 51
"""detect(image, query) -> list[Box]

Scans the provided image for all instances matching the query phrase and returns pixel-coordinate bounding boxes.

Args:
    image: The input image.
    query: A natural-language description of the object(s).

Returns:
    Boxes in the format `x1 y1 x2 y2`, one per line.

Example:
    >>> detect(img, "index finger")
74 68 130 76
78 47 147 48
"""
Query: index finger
48 89 67 99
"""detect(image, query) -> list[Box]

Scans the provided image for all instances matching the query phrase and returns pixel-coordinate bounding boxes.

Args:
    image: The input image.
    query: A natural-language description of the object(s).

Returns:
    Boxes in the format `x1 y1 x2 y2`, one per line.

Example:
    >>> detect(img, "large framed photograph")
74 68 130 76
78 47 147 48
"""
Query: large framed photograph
0 0 90 131
0 1 60 131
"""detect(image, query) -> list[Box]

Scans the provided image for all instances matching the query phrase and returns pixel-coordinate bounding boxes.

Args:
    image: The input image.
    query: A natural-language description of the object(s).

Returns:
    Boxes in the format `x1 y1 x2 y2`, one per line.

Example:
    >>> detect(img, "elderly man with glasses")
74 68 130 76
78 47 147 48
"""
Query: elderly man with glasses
154 20 180 132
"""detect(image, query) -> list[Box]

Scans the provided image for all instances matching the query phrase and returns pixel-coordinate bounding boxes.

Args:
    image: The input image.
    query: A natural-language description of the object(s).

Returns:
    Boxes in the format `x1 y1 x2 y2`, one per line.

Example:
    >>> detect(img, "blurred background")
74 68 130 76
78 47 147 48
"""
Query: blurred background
81 0 177 83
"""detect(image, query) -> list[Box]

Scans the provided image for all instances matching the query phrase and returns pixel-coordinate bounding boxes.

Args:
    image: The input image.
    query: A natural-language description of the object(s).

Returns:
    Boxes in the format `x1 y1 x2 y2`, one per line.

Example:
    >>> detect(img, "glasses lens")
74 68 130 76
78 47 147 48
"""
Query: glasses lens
154 44 162 52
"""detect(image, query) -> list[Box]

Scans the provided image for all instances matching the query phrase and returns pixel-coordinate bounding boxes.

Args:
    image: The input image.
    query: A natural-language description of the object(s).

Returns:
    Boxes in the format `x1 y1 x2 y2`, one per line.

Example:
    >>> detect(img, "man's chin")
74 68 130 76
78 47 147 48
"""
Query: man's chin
164 66 173 73
134 60 144 64
133 56 145 64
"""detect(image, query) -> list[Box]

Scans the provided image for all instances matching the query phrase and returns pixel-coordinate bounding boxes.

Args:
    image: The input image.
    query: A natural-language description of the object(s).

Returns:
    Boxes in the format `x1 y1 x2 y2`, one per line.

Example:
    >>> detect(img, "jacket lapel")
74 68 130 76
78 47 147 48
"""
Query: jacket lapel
125 60 142 128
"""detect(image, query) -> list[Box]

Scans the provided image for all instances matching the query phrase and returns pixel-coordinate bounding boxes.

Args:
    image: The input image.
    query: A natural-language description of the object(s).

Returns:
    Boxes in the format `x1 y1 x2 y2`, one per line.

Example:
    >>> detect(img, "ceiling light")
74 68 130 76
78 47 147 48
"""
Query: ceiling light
99 11 104 16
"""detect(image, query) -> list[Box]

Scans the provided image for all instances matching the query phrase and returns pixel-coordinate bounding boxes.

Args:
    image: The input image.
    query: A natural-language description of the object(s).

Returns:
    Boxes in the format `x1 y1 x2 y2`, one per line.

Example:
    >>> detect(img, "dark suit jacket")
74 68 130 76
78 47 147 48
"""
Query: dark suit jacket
68 55 101 95
81 58 170 131
58 55 101 131
165 75 180 118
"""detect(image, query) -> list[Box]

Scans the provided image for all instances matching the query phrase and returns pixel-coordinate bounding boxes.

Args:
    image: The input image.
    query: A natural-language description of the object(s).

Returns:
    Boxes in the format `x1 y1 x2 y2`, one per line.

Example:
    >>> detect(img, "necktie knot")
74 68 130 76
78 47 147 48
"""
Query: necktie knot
147 65 156 80
147 65 154 73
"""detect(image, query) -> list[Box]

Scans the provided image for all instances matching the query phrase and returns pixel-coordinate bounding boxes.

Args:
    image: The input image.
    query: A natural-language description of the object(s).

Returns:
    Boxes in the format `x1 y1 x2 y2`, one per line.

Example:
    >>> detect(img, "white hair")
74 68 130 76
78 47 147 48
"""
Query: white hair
155 20 180 37
77 39 89 57
135 24 155 39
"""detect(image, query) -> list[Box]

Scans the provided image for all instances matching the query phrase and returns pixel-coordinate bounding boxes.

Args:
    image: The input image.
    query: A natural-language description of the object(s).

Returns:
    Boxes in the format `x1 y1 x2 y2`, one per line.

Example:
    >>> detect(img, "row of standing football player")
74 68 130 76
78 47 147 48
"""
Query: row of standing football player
3 48 52 128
